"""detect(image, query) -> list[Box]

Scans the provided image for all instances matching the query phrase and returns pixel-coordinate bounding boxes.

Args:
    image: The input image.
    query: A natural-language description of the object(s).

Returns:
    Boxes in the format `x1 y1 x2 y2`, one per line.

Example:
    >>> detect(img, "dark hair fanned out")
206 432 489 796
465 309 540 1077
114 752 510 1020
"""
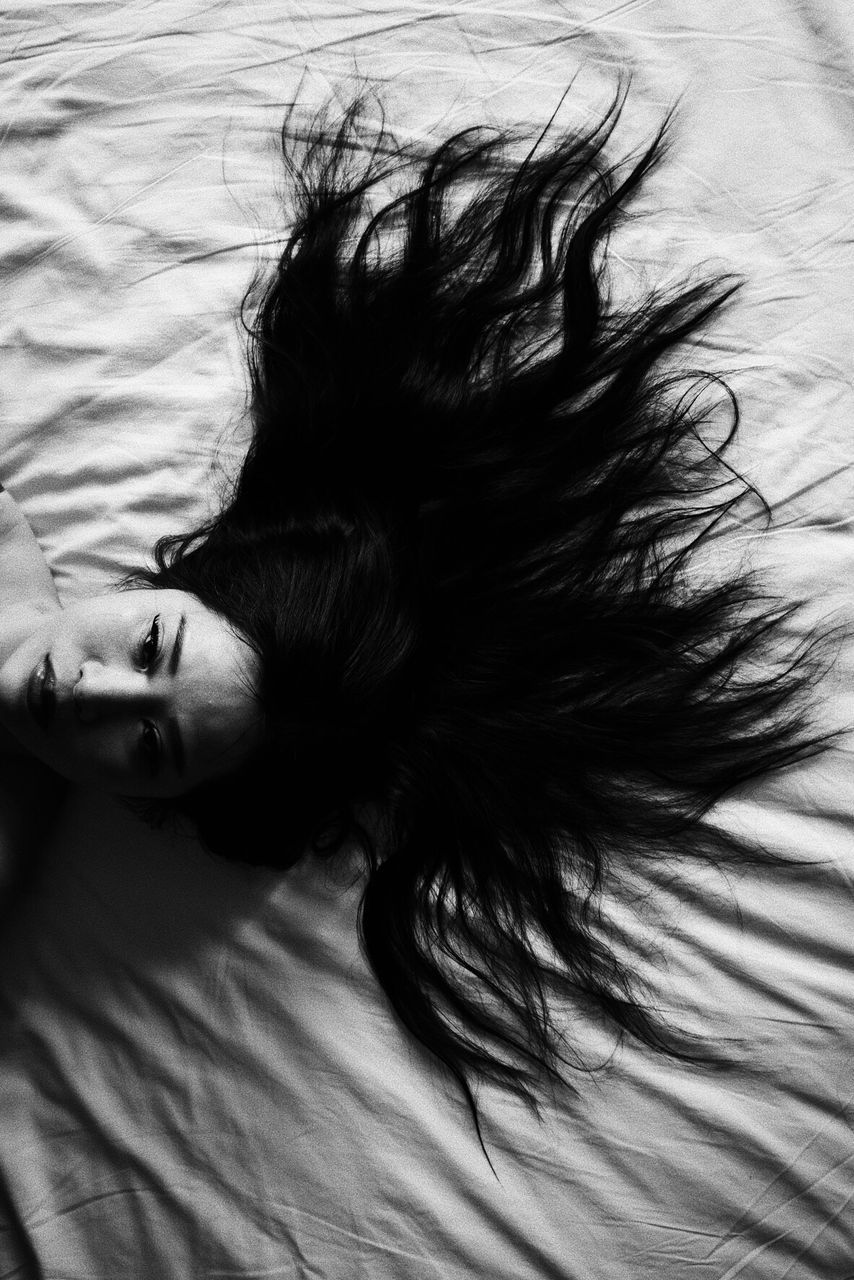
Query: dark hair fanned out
135 91 830 1120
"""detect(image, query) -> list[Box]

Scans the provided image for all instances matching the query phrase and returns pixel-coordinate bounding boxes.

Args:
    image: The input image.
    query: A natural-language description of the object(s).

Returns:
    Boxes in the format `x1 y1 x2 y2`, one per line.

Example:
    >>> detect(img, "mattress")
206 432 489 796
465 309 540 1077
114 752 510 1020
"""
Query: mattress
0 3 852 1277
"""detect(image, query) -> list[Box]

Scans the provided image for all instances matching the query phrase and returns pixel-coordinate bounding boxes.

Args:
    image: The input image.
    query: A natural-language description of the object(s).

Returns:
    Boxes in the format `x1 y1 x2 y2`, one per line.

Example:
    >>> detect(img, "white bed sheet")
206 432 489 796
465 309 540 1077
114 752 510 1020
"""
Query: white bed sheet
1 3 852 1277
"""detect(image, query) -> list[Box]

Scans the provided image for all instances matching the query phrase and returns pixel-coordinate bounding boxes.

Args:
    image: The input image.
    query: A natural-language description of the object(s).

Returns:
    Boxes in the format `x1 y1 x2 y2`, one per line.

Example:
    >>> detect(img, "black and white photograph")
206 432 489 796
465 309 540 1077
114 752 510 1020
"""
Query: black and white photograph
0 3 851 1277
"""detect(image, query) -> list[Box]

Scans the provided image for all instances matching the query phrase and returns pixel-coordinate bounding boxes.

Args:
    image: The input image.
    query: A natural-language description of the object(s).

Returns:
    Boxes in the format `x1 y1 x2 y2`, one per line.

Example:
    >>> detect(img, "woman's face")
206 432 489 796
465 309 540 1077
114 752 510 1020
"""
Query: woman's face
0 589 264 797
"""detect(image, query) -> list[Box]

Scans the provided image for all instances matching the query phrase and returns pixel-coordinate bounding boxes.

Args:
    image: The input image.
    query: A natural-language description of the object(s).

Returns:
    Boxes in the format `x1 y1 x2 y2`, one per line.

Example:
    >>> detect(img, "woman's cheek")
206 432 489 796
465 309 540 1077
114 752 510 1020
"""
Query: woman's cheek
43 723 134 790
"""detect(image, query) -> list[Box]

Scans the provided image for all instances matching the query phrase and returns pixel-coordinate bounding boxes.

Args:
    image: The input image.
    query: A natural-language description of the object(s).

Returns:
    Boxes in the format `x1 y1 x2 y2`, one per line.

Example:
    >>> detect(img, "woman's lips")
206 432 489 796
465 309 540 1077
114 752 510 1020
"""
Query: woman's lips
26 654 56 730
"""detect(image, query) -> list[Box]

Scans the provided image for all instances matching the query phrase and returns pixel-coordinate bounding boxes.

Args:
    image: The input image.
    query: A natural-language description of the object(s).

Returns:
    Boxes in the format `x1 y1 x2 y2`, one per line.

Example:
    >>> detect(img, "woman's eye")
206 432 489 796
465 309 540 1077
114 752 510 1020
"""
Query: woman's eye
139 614 162 670
140 720 162 777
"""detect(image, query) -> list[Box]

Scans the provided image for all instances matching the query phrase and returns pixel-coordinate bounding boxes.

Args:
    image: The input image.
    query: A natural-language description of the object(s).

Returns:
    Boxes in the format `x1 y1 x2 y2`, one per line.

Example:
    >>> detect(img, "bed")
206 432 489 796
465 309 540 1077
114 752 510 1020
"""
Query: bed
1 2 852 1277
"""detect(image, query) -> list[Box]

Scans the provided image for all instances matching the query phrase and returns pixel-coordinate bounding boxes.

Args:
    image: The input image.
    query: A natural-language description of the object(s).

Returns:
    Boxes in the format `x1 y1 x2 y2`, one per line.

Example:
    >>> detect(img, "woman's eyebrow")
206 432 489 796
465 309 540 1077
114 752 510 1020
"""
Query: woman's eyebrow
169 613 187 676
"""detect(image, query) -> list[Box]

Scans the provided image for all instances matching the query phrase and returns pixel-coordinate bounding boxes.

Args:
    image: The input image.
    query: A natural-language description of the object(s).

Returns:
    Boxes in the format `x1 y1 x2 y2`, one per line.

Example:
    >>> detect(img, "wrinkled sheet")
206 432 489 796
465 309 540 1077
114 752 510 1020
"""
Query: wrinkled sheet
1 3 852 1277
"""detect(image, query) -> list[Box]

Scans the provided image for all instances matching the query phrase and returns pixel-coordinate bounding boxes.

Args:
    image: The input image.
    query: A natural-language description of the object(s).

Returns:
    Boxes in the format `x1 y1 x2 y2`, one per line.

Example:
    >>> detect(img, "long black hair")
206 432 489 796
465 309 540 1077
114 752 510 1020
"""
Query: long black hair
132 88 830 1116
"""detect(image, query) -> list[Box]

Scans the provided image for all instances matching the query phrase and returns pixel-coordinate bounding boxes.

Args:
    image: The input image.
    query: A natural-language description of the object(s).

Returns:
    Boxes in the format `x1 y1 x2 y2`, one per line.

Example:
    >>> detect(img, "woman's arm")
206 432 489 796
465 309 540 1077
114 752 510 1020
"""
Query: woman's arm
0 486 59 609
0 488 61 676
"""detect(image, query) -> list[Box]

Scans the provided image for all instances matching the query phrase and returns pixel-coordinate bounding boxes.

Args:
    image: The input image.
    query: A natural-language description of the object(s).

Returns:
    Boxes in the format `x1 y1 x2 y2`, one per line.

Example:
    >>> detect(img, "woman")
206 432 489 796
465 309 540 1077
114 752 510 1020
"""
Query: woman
0 584 263 797
0 90 829 1119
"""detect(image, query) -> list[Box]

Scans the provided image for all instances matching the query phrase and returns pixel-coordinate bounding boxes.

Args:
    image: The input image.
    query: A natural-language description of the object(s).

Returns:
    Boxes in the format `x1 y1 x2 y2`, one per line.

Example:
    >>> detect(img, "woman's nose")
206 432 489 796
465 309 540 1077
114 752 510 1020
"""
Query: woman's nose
73 663 160 724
